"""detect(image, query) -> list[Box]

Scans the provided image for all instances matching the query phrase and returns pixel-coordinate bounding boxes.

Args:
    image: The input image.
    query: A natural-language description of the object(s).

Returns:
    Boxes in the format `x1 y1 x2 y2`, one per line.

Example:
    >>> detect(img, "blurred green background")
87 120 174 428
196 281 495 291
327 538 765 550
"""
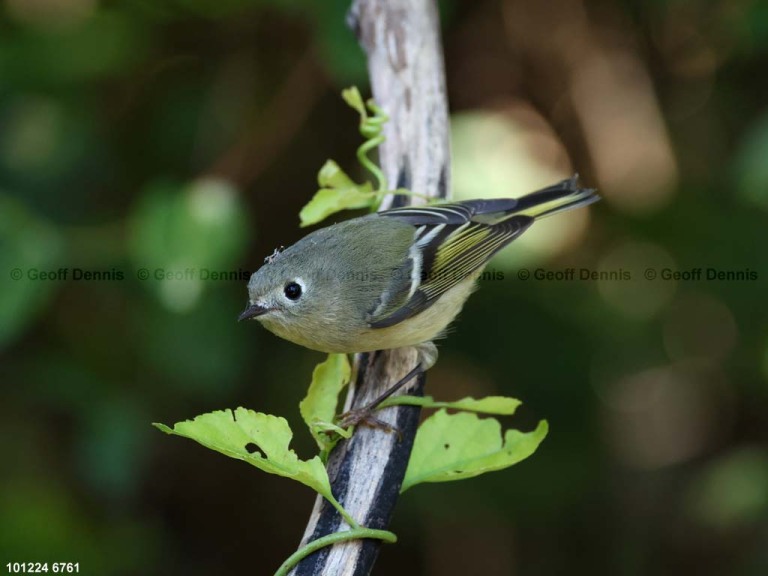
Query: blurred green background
1 0 767 574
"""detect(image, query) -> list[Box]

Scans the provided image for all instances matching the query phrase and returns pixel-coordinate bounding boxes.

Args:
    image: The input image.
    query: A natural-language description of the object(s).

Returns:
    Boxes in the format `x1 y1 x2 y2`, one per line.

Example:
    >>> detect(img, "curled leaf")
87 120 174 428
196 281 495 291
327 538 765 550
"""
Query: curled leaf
299 160 375 227
401 410 548 492
341 86 368 119
317 159 359 190
300 354 351 451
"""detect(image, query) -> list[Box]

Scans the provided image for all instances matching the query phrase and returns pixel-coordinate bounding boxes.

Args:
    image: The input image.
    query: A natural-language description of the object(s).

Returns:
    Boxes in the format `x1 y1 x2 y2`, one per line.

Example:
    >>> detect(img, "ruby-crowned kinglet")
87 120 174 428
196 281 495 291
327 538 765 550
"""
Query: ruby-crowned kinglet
239 176 598 369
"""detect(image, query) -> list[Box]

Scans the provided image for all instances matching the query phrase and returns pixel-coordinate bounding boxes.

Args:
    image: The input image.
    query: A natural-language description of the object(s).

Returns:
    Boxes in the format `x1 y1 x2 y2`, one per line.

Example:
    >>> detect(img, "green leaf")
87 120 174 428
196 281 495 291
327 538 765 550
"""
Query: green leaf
380 395 521 415
401 410 548 492
155 408 335 505
299 160 375 227
156 408 362 527
299 354 351 451
341 86 367 119
299 188 376 227
316 159 362 190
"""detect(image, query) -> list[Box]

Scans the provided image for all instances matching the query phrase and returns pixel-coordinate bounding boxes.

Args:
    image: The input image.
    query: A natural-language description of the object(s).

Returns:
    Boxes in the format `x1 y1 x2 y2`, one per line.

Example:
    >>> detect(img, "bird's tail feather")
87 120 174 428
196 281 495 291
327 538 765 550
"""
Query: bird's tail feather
510 175 599 220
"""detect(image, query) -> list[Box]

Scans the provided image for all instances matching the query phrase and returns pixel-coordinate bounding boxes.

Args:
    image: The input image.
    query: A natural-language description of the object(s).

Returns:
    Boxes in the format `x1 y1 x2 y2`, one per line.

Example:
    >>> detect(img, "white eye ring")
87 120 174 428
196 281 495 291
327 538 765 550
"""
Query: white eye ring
282 278 305 301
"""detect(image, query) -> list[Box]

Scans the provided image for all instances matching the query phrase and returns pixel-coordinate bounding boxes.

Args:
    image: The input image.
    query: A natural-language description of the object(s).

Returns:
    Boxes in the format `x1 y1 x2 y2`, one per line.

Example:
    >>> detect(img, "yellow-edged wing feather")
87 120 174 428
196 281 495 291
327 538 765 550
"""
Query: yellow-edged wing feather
367 176 598 328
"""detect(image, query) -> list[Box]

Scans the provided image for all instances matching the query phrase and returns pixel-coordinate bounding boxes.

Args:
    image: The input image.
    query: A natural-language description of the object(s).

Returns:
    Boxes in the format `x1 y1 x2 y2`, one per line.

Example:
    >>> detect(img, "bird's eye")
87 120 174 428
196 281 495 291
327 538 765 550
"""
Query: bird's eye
284 281 302 301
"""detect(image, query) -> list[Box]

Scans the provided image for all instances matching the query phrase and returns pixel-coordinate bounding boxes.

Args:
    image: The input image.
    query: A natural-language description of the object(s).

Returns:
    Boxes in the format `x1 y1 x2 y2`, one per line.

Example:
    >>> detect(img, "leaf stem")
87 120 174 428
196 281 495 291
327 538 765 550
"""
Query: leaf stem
357 99 389 194
274 528 397 576
380 188 435 204
358 135 387 193
325 494 361 530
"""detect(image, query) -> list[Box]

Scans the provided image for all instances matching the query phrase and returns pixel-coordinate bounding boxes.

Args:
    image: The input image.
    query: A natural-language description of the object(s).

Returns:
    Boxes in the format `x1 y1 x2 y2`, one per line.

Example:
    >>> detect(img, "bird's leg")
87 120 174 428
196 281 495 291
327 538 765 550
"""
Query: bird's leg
415 341 438 372
336 342 437 434
336 364 422 433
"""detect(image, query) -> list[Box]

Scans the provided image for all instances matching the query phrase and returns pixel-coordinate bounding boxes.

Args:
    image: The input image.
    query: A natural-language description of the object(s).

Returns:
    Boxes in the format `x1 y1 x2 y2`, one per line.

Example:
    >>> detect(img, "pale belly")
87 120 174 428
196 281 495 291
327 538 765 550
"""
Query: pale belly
351 276 477 351
260 276 478 354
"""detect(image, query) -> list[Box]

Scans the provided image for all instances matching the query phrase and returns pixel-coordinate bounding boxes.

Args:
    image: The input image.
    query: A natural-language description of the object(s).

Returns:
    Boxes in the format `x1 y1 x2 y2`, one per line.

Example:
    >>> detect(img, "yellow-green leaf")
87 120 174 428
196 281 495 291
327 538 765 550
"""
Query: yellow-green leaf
341 86 367 119
316 159 357 190
154 408 332 499
444 396 521 414
299 161 375 227
401 410 548 492
300 354 351 450
380 395 521 415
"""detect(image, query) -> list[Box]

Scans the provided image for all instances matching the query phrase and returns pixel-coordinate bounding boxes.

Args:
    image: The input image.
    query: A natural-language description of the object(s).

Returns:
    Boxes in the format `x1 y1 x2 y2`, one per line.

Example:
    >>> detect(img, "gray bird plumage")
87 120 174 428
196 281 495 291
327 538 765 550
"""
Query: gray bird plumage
241 176 599 364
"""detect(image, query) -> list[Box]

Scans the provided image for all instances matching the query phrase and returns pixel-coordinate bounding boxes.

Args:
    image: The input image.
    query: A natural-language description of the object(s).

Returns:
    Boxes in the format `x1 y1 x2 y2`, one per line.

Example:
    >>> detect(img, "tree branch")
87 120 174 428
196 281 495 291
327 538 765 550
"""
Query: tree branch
289 1 450 574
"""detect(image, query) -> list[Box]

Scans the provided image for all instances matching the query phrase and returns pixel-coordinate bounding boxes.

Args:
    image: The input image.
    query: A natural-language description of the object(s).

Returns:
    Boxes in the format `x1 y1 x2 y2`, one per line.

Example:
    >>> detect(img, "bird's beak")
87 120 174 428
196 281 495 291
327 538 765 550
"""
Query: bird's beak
238 302 271 322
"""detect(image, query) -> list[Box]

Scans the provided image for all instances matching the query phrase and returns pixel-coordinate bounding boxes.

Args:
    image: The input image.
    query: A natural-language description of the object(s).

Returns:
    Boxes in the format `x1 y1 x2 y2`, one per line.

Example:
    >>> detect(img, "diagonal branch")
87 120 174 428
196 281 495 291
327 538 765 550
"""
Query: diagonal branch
289 1 450 574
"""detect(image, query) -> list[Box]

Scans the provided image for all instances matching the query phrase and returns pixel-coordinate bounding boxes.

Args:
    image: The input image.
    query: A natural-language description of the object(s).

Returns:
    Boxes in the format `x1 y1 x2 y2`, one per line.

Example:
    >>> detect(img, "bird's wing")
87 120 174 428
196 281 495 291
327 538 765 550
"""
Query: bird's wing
367 204 533 328
366 176 599 329
375 199 519 225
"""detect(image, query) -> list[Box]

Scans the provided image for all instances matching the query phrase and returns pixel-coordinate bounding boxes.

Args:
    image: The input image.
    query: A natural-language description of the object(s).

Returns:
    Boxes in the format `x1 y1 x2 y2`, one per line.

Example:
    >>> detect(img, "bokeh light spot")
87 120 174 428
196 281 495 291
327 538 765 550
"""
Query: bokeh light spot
603 363 728 469
6 0 97 30
187 177 238 226
451 105 593 267
686 448 768 530
663 292 738 362
597 241 676 320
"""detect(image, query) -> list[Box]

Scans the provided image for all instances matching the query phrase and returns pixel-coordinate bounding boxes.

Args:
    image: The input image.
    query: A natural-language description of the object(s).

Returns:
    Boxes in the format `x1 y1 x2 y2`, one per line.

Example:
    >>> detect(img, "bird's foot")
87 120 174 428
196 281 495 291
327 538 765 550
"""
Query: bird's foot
336 362 424 436
336 409 400 436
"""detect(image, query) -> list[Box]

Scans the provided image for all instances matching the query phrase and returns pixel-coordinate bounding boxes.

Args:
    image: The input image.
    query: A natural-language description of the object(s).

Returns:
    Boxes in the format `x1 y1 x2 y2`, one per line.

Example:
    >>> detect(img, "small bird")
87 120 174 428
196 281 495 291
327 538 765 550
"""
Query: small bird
239 176 599 376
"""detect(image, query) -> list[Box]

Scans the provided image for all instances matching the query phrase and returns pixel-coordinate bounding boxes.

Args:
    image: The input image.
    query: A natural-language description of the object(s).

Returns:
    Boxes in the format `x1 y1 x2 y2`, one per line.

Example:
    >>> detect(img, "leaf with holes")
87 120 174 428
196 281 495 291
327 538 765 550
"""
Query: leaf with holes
300 353 352 453
154 408 337 508
401 410 548 492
